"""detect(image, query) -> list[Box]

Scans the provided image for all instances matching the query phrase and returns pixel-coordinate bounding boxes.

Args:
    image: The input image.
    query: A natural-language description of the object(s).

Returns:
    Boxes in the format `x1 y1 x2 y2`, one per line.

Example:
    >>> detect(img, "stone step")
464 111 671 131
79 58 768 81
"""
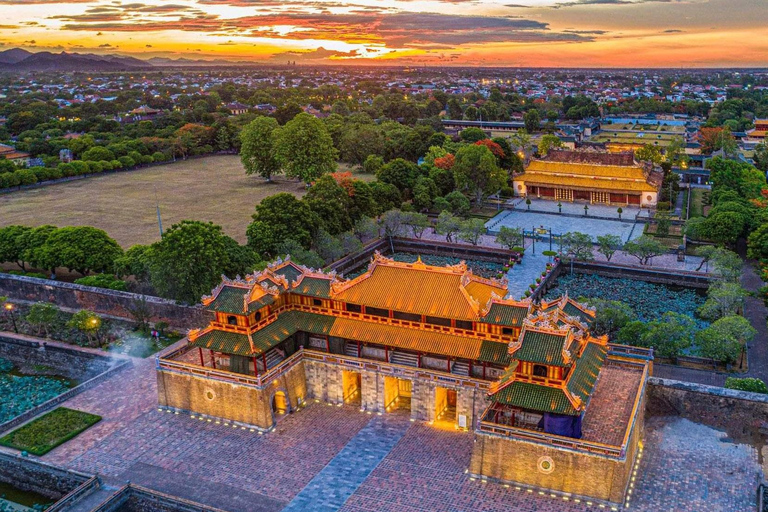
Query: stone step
62 484 119 512
390 351 419 367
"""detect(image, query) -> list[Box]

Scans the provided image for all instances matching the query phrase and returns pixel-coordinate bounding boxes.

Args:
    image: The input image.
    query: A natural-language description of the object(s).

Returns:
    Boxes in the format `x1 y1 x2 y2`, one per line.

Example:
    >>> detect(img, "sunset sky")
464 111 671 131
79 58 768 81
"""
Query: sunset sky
0 0 766 67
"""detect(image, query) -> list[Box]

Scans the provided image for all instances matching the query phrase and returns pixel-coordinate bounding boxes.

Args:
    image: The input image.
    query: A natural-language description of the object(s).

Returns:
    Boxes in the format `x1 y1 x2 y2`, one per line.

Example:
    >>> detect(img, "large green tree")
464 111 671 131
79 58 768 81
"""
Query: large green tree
247 193 319 256
452 144 505 204
38 227 123 276
240 116 281 181
149 220 258 304
0 225 31 270
275 113 338 184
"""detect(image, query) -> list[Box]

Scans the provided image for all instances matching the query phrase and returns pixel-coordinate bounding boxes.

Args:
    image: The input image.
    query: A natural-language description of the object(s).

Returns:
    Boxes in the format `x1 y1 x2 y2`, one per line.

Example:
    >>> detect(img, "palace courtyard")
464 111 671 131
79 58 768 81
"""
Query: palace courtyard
22 345 761 512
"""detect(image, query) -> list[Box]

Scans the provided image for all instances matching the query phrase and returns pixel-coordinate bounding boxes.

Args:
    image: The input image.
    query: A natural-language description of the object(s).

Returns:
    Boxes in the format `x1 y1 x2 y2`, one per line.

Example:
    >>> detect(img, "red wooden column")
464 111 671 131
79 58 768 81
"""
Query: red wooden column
447 358 451 373
357 341 361 358
385 346 389 362
325 335 330 353
417 354 422 368
262 353 268 371
209 350 216 369
468 361 473 377
482 362 486 379
252 356 259 377
198 347 204 366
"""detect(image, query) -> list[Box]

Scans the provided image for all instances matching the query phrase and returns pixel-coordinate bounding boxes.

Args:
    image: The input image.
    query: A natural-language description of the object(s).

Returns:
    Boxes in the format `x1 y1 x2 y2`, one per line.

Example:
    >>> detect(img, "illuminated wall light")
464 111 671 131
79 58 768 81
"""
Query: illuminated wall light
526 489 533 493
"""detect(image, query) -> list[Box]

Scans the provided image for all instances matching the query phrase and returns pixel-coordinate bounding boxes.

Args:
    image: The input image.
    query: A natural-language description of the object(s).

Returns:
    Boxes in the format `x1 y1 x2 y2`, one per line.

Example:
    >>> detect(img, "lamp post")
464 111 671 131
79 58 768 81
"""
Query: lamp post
4 302 18 334
90 316 101 344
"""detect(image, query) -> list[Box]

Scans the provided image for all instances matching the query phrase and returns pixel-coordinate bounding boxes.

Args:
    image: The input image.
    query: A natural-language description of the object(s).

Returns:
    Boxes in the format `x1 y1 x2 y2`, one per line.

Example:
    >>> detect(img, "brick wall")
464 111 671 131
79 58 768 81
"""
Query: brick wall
0 452 90 500
648 377 768 432
0 335 115 381
156 361 307 430
0 274 206 330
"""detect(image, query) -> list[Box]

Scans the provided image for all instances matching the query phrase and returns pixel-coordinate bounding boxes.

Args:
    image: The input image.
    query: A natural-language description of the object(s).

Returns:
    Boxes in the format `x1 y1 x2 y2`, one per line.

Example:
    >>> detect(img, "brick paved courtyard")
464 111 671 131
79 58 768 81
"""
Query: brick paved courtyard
31 365 762 512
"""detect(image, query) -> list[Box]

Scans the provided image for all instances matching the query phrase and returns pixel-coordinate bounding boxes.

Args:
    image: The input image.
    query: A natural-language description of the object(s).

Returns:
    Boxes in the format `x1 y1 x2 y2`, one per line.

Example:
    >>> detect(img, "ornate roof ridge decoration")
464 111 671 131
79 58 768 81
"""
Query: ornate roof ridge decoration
480 293 531 317
200 277 251 307
510 322 575 365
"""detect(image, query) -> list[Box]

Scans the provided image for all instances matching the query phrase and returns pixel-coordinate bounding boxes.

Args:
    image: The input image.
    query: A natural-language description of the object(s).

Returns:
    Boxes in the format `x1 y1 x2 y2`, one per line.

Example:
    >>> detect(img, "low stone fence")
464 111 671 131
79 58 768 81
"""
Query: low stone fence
647 377 768 432
568 261 712 289
0 273 206 330
0 335 132 434
0 451 93 502
93 484 229 512
328 237 518 276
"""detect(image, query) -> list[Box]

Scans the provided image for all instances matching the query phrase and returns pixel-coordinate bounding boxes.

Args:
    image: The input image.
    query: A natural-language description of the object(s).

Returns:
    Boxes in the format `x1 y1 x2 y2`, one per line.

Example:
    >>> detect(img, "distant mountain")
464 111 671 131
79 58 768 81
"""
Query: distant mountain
0 48 33 65
0 50 151 72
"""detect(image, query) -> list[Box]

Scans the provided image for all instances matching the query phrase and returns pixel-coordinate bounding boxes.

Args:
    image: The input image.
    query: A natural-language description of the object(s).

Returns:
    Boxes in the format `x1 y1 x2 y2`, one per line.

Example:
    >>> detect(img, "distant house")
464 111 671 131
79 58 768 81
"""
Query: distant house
226 102 250 116
127 105 161 121
0 143 30 167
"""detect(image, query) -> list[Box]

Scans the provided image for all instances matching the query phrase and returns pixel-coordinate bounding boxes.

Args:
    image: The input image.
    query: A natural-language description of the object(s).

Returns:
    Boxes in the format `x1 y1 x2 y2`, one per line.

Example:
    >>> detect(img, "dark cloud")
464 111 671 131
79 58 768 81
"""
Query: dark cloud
662 28 684 32
58 9 593 48
563 29 609 34
555 0 677 6
269 46 359 61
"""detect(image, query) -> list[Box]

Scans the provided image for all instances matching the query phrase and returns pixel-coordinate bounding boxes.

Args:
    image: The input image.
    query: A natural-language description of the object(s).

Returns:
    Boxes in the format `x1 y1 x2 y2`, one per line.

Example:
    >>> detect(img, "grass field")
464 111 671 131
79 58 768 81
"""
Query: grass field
0 155 369 247
0 407 101 456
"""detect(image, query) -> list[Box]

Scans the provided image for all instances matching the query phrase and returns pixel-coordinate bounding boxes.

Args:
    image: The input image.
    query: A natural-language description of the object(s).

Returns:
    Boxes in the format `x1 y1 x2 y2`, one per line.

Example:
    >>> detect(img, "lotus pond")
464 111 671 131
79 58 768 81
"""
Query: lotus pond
0 358 74 424
544 274 708 327
0 482 52 511
345 252 505 280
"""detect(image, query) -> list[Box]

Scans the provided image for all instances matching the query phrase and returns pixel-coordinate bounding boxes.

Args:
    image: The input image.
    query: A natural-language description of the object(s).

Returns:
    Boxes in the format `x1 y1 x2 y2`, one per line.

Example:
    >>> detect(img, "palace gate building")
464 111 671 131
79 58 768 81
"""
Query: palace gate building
157 254 651 506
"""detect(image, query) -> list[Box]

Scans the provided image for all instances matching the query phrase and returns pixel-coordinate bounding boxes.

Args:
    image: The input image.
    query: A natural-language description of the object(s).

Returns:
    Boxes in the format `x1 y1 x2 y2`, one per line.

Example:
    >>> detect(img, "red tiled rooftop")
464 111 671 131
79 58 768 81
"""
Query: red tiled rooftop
581 362 644 446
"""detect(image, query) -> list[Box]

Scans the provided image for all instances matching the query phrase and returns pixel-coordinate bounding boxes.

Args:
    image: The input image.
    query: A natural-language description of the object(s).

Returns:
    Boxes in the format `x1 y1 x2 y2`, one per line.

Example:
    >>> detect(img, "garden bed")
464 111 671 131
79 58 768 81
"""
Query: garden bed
0 407 101 456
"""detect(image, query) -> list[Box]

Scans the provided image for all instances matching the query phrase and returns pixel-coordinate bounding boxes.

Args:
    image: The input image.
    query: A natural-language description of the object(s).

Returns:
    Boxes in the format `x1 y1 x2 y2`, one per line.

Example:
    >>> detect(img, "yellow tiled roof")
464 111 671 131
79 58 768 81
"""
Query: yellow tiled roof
516 172 658 193
525 160 648 180
329 317 483 360
332 255 507 321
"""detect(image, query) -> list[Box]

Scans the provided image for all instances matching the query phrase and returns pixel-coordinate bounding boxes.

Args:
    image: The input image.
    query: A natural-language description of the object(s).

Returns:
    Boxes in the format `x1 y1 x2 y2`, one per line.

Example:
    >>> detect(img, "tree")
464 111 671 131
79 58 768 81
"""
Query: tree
314 229 345 264
412 176 439 212
436 211 461 243
698 127 737 156
696 315 755 365
37 227 123 276
67 310 103 347
81 146 115 162
701 211 746 247
379 209 406 251
496 226 523 250
275 113 338 184
149 220 258 304
304 175 354 235
458 218 487 245
340 124 385 167
634 144 663 165
523 110 540 133
537 135 563 157
561 232 594 261
363 154 384 175
369 181 402 214
25 302 59 337
354 217 380 242
248 193 319 256
0 225 31 270
754 143 768 173
697 282 749 321
403 212 430 239
376 158 420 193
596 234 622 262
452 144 505 204
114 244 152 281
443 190 470 217
623 235 666 265
460 127 486 143
584 299 636 339
17 225 58 275
708 157 766 200
724 377 768 394
747 223 768 262
240 116 281 181
641 312 695 361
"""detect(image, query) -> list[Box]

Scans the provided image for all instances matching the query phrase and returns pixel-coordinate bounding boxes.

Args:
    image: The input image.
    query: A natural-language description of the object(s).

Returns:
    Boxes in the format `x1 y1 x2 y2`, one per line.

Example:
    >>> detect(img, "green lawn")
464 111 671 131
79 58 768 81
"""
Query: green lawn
0 407 101 455
689 188 706 218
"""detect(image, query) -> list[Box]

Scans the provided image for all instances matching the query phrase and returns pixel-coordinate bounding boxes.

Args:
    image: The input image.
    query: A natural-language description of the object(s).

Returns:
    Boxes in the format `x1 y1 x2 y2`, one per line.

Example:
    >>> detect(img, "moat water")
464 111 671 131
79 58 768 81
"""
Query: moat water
0 481 54 511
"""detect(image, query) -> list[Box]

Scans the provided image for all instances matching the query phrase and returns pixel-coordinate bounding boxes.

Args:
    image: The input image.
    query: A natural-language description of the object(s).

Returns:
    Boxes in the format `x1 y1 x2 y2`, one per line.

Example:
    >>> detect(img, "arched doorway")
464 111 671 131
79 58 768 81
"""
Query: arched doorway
272 390 288 416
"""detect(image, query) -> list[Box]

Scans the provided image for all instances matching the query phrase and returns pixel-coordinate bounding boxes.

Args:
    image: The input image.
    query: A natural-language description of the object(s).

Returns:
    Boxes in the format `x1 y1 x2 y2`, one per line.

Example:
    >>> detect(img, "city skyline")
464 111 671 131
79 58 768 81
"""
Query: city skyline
0 0 767 67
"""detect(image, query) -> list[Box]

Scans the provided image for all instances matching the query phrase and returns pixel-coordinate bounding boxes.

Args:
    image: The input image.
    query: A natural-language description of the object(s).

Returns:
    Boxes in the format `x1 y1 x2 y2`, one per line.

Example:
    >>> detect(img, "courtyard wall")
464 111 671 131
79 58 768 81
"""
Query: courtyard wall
0 274 206 330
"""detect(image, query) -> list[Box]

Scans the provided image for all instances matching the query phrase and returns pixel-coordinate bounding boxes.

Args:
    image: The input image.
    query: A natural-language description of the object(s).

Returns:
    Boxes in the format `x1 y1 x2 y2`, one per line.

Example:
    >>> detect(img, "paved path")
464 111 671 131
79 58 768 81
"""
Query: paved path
506 243 550 300
281 413 410 512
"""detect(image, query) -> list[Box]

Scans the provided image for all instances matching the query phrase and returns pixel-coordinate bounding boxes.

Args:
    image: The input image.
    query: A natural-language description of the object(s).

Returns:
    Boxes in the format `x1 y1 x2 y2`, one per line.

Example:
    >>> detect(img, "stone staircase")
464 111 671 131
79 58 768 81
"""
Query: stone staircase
390 351 419 367
62 483 118 512
344 342 358 358
451 360 470 376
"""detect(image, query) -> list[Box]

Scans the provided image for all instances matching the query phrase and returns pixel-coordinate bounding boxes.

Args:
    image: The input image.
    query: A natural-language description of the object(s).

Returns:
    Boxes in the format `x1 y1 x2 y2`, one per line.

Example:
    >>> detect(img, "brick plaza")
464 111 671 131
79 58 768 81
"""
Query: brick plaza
31 354 761 512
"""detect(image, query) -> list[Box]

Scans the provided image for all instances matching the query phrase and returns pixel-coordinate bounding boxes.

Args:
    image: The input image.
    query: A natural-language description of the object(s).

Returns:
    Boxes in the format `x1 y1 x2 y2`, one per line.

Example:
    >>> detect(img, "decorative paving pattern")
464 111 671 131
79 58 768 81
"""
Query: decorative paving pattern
282 413 411 512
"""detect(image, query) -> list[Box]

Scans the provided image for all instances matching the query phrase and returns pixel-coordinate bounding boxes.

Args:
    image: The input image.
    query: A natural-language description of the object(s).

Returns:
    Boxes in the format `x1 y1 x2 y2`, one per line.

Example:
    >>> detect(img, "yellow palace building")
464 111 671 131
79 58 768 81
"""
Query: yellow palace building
157 254 651 505
513 149 663 207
